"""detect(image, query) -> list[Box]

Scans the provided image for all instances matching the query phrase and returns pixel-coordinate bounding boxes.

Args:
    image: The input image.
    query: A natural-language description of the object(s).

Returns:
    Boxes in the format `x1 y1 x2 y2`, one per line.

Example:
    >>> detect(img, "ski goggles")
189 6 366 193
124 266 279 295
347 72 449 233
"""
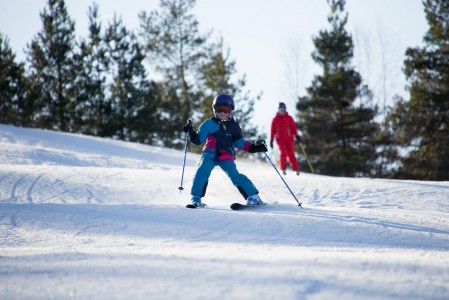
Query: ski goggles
214 105 232 113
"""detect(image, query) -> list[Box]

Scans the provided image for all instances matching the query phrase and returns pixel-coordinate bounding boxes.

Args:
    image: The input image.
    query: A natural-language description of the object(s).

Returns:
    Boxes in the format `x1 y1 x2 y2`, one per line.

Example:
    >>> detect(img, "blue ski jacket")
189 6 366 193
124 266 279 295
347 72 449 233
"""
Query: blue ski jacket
190 116 252 161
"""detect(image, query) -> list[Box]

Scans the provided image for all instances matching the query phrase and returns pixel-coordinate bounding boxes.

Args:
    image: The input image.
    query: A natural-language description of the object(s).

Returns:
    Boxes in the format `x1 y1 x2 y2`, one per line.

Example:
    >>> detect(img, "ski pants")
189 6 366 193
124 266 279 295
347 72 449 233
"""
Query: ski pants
191 155 259 199
276 138 299 171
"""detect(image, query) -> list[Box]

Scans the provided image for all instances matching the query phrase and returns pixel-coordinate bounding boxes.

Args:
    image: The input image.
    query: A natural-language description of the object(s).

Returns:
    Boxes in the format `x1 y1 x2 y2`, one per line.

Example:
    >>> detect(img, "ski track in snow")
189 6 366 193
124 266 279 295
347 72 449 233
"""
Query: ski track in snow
1 124 449 300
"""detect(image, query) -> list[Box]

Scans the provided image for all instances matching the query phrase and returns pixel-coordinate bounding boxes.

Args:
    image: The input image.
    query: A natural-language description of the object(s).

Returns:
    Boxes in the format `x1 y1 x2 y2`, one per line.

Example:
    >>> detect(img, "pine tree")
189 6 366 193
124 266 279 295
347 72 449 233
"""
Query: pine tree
296 0 379 177
105 15 160 142
388 0 449 180
0 33 30 126
139 0 209 148
26 0 77 132
72 3 109 136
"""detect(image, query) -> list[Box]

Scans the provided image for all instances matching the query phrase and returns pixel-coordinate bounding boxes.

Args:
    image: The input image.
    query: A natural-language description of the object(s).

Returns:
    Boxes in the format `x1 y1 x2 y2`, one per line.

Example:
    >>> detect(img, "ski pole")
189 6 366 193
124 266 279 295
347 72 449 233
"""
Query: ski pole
179 120 191 192
299 143 314 173
259 141 303 208
270 143 278 166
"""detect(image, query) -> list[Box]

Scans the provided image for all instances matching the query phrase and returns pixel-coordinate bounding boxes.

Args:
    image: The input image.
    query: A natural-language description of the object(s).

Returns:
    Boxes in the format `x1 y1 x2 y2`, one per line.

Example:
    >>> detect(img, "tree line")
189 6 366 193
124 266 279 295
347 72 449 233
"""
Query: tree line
0 0 259 150
1 0 448 180
296 0 448 181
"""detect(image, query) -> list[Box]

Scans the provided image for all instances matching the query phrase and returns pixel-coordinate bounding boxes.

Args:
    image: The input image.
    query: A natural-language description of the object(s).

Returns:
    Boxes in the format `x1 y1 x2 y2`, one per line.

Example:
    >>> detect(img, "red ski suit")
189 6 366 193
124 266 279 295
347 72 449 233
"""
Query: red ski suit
270 112 300 172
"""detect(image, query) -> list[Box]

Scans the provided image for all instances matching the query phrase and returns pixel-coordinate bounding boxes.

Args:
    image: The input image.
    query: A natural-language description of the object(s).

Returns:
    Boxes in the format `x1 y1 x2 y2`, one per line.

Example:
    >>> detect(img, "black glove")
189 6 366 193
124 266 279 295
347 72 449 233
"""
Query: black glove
183 120 193 133
269 140 274 149
248 141 268 153
295 135 302 144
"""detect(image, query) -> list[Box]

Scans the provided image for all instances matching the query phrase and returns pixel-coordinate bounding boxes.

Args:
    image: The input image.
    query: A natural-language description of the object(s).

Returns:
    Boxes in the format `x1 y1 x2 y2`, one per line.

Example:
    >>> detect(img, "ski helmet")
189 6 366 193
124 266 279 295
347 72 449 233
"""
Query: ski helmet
278 102 287 110
212 94 235 111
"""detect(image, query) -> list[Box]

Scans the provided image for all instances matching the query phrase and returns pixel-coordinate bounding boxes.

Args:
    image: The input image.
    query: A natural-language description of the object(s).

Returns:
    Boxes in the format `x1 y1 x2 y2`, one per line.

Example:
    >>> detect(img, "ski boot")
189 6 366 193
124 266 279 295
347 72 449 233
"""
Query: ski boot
191 196 202 207
246 194 263 205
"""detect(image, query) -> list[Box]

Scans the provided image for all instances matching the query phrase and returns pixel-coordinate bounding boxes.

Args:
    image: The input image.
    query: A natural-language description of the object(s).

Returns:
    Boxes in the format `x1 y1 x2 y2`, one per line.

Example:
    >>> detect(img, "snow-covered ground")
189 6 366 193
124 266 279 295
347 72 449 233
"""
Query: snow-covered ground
1 124 448 299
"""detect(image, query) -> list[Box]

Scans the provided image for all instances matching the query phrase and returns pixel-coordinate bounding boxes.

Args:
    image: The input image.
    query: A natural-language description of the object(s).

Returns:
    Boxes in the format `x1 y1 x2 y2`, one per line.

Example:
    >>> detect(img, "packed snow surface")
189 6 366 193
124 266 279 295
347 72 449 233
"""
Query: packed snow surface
1 124 448 299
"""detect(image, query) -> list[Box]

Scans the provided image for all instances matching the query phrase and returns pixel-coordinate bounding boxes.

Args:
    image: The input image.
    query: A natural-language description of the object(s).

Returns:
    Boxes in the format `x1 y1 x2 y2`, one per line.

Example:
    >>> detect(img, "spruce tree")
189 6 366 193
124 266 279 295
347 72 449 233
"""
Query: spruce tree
0 33 30 126
296 0 379 177
72 3 109 136
104 15 160 142
26 0 77 132
388 0 449 180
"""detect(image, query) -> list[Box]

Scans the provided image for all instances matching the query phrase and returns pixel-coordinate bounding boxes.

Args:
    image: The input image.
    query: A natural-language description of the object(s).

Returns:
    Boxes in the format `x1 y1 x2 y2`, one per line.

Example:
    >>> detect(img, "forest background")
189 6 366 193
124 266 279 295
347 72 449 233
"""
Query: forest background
0 0 448 180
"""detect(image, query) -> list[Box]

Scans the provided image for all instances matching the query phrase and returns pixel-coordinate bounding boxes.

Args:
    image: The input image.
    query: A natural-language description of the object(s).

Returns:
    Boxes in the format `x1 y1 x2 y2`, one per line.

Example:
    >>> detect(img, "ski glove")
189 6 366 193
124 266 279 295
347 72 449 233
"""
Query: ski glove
269 140 274 149
248 142 268 153
295 135 302 144
183 120 199 143
183 120 193 133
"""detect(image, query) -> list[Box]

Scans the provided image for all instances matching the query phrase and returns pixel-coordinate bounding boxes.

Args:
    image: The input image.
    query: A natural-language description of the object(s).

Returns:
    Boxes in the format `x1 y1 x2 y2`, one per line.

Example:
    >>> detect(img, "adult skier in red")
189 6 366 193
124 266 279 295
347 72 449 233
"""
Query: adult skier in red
270 102 301 175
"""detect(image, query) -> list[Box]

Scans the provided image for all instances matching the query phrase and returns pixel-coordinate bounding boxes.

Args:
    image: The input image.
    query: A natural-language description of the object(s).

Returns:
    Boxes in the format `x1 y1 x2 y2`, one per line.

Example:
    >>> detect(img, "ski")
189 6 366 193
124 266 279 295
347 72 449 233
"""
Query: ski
186 203 207 209
230 202 267 210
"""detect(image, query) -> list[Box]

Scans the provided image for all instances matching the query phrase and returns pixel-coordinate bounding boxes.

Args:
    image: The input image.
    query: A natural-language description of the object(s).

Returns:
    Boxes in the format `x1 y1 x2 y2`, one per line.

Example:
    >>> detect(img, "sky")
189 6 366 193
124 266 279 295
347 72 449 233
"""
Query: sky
0 0 428 134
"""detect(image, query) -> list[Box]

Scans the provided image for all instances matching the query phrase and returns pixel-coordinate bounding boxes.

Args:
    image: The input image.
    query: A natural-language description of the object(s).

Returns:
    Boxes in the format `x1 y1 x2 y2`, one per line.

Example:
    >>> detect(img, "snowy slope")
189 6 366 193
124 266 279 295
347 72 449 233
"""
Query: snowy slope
1 124 448 300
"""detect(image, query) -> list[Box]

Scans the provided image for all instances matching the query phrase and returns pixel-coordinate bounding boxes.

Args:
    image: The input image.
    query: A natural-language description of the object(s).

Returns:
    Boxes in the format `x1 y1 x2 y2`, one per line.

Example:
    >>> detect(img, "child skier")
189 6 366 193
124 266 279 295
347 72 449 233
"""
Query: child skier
183 94 268 207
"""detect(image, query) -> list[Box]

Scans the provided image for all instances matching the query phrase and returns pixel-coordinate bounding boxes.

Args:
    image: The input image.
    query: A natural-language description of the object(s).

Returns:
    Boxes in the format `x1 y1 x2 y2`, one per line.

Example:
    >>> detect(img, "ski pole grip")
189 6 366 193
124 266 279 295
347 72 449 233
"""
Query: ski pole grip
186 119 192 135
